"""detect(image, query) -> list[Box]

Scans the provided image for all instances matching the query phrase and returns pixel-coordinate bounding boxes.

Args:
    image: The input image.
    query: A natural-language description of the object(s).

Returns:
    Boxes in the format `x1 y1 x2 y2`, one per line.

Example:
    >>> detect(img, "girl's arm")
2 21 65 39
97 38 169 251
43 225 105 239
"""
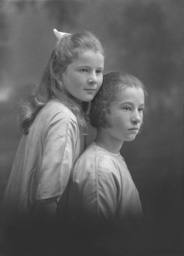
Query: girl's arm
82 168 118 221
31 197 58 239
70 158 119 223
33 197 58 222
34 109 79 219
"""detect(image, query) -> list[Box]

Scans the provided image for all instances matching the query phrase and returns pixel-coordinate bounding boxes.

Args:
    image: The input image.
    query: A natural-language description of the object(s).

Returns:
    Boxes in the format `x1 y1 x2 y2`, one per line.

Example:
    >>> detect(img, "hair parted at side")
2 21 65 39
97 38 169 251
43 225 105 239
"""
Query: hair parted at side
89 71 145 128
20 30 105 135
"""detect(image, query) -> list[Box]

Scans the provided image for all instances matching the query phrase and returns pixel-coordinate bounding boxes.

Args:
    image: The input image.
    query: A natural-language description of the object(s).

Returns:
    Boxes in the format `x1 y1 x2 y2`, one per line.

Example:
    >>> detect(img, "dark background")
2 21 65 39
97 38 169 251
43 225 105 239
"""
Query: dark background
0 0 183 255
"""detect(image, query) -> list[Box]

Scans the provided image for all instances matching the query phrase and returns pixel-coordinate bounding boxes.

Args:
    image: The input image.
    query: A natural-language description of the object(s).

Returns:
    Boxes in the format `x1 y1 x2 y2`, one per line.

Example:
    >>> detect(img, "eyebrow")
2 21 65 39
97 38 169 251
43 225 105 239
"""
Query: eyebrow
119 102 145 108
78 65 104 69
120 101 145 105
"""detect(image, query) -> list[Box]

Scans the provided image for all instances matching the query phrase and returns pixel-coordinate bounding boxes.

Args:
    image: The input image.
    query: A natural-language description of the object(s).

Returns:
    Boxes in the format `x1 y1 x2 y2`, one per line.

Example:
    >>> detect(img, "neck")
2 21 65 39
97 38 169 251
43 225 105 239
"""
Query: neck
70 95 83 106
65 89 83 106
95 128 123 154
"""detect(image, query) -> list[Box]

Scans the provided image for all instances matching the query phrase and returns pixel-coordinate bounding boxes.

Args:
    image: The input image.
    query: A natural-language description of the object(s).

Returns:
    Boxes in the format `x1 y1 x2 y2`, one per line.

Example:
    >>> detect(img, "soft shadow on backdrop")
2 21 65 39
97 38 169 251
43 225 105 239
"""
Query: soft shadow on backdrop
0 0 183 254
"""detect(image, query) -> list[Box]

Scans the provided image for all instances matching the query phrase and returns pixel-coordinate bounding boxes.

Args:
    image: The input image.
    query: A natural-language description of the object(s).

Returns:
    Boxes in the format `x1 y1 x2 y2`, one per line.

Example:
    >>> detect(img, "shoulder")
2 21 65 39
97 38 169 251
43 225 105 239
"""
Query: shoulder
73 144 121 180
37 100 78 127
30 100 79 137
44 100 76 120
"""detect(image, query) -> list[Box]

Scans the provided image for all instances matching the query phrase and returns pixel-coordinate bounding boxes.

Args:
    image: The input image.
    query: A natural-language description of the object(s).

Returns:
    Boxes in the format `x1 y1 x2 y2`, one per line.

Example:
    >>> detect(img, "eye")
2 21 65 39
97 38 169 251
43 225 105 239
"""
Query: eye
122 106 131 111
96 69 103 74
138 107 145 112
80 68 88 72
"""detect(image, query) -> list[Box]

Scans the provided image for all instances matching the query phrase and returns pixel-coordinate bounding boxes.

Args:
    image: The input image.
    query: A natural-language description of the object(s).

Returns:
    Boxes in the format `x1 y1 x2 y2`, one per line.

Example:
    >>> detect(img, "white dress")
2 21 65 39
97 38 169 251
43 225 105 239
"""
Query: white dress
69 142 143 223
4 99 85 224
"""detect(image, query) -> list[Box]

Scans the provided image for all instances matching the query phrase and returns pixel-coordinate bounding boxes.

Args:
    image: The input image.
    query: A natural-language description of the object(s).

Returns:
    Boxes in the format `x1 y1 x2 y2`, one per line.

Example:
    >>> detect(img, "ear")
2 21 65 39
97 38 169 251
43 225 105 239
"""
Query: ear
105 108 113 127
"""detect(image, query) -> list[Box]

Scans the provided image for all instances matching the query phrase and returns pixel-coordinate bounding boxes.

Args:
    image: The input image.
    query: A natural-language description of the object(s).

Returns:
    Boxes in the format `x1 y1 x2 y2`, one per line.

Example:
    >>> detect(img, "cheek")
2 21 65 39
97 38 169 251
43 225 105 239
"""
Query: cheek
140 113 144 124
100 76 103 85
115 114 128 129
110 115 121 128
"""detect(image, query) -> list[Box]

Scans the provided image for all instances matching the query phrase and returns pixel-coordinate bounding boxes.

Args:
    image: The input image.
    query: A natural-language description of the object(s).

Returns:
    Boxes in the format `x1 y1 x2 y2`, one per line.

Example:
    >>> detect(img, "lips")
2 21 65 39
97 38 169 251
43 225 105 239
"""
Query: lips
128 128 139 131
84 89 96 93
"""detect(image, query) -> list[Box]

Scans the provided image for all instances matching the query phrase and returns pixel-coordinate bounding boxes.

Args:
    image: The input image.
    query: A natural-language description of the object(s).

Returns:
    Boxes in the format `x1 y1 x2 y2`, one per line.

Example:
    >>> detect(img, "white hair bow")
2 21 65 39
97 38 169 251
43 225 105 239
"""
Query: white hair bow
53 28 71 40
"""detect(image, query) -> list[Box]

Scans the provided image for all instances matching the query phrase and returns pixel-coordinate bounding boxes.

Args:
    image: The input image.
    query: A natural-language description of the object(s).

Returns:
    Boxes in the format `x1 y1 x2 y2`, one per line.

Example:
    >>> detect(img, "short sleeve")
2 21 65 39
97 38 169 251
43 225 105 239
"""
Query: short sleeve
70 154 120 222
35 111 79 201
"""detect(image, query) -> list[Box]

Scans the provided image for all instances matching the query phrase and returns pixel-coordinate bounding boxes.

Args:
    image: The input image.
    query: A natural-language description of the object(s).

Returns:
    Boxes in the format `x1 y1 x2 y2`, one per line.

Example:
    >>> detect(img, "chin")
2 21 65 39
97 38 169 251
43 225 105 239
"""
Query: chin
82 97 94 102
126 136 137 141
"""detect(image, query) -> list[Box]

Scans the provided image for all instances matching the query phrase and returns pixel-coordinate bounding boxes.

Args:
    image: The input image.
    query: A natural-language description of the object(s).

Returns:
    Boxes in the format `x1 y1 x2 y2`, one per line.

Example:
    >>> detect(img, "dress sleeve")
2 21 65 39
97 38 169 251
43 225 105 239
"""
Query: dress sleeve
71 156 120 222
35 111 79 201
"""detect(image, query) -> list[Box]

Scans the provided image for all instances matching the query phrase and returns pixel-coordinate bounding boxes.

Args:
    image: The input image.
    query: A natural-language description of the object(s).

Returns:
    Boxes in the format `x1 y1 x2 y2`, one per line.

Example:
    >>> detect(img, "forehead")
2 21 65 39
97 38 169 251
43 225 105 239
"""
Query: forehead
114 86 145 105
74 50 104 65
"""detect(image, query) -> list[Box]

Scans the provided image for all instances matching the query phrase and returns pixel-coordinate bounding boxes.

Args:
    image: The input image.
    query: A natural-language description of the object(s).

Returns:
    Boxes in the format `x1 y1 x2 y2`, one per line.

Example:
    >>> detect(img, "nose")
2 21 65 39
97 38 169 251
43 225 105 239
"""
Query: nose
88 72 97 85
132 110 142 124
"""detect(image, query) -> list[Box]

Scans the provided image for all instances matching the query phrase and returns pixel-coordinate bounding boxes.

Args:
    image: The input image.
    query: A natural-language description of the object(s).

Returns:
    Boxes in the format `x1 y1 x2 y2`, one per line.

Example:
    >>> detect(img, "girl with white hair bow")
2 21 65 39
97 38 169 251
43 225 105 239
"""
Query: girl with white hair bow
3 28 105 256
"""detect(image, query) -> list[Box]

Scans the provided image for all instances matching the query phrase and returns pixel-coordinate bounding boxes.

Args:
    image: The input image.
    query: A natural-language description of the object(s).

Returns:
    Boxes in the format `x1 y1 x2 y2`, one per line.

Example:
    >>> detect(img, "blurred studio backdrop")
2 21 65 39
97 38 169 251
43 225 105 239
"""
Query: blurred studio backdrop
0 0 183 254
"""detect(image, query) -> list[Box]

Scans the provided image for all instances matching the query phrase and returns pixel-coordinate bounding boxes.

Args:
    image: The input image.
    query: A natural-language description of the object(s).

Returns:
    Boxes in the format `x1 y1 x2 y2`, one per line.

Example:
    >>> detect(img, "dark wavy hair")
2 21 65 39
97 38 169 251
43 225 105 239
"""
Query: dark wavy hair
19 30 105 135
89 71 146 128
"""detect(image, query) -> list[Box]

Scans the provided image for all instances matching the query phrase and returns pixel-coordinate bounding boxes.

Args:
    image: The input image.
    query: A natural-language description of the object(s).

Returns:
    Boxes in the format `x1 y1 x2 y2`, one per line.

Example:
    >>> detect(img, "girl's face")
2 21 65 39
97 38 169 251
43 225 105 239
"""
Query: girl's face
62 50 104 102
107 86 145 143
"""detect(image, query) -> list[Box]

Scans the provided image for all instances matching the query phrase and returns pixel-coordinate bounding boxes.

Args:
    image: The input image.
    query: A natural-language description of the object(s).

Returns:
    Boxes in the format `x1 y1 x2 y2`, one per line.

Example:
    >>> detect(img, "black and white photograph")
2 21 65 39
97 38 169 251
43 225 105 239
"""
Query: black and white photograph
0 0 183 255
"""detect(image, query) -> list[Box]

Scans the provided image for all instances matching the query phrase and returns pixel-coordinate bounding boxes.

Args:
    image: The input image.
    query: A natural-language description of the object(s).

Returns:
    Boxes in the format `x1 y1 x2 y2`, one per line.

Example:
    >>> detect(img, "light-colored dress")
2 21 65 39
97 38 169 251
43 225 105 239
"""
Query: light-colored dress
4 99 85 224
69 142 143 223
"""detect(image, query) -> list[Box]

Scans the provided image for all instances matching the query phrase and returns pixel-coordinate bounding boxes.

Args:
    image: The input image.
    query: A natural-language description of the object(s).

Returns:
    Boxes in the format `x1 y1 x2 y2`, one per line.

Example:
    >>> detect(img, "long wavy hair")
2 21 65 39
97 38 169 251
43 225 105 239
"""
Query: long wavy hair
20 30 105 135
